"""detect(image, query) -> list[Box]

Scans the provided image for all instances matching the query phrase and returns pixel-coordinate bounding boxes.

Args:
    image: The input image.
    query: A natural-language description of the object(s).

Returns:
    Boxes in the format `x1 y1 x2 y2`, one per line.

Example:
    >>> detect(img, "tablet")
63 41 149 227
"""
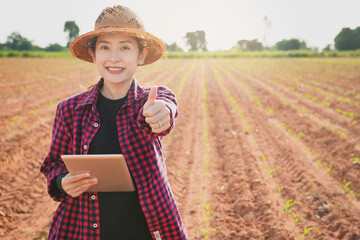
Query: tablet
61 154 135 192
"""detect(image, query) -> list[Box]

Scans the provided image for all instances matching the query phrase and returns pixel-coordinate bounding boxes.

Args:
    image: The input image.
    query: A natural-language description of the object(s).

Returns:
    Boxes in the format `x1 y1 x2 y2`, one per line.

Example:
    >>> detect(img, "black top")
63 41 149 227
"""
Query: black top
57 91 152 240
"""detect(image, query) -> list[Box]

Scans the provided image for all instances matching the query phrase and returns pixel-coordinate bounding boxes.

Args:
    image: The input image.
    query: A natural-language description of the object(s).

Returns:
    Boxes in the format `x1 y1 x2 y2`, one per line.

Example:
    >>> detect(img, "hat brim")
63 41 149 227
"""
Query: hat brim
69 28 166 66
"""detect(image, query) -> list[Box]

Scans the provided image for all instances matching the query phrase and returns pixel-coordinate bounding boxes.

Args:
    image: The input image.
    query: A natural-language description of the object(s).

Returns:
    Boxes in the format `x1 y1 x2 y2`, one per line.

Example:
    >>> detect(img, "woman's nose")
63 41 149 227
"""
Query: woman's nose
108 49 121 61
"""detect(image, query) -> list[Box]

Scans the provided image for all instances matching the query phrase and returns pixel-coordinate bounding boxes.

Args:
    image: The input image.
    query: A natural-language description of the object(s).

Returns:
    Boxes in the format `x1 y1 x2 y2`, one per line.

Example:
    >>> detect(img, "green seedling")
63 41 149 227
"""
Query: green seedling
266 107 276 115
321 100 331 107
340 180 360 198
312 151 319 158
202 202 215 223
349 157 360 164
295 133 303 141
333 205 343 211
259 155 267 163
28 108 39 115
283 199 299 213
309 181 320 198
201 187 206 200
283 199 302 223
290 211 302 223
337 130 347 138
203 170 211 178
326 166 337 174
246 125 253 133
268 167 281 174
8 115 21 125
277 185 281 197
204 160 213 167
327 126 334 131
201 228 216 240
295 227 318 239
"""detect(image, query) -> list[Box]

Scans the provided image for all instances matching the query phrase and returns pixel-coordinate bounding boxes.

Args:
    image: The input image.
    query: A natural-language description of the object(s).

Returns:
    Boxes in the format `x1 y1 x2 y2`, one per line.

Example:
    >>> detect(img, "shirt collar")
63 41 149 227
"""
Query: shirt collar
75 77 145 110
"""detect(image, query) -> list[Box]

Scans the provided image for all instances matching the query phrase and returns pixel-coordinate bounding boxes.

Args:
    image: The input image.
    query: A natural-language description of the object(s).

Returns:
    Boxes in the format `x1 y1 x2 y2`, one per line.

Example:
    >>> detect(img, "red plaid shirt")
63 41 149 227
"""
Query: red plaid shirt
40 78 188 240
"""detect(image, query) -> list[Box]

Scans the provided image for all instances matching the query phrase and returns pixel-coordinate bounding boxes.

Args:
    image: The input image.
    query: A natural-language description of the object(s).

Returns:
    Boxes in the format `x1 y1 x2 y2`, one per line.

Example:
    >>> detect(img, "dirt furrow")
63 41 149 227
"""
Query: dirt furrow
204 61 293 239
213 63 360 239
226 65 360 192
162 60 215 239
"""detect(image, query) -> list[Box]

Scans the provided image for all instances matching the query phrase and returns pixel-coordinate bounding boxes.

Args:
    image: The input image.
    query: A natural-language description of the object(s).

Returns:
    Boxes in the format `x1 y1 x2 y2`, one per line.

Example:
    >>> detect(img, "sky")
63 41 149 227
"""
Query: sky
0 0 359 51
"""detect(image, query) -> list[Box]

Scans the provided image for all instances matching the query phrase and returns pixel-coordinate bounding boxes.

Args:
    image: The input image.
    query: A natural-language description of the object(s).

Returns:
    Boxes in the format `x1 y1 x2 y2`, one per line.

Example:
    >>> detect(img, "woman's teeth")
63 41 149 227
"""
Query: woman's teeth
107 67 123 71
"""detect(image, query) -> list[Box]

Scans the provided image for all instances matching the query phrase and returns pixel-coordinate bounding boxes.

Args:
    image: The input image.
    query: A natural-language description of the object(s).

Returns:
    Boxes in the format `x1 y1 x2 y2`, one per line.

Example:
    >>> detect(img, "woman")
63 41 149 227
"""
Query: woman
40 5 188 240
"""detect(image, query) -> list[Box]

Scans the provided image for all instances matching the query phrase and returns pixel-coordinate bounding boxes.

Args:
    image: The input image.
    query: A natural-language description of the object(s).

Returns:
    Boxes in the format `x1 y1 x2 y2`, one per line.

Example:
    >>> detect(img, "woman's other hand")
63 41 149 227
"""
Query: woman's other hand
61 173 98 197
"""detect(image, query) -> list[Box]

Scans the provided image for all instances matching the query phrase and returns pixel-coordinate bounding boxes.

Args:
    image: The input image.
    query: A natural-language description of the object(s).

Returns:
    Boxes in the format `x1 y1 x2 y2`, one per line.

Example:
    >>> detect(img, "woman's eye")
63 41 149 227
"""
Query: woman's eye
121 46 130 50
100 46 109 50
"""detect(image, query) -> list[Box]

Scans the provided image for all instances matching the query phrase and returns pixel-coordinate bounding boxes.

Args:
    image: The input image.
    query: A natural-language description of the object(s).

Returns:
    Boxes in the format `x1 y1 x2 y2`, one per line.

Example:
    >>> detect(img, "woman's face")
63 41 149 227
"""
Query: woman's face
89 33 148 86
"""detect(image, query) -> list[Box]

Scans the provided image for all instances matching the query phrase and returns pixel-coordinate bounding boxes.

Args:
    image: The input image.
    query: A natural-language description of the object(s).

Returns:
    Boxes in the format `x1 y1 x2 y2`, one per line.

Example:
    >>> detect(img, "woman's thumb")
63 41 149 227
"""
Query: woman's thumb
143 86 157 112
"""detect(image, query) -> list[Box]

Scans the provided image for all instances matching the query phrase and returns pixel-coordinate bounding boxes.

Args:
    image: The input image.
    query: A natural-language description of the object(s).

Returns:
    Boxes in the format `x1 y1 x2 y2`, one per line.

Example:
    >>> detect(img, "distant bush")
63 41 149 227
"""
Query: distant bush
0 50 72 58
275 39 308 51
45 43 66 52
164 50 322 58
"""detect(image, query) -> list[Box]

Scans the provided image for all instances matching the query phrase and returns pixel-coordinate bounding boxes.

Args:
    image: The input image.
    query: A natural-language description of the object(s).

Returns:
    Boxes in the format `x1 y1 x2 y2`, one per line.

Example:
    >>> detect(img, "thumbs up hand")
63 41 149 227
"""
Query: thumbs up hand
143 86 171 133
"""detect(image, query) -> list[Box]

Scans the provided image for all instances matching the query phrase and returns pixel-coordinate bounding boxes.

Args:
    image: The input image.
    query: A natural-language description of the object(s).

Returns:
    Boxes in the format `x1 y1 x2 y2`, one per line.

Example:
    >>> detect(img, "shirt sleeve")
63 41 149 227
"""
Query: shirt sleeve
136 86 179 138
56 174 68 194
40 102 72 202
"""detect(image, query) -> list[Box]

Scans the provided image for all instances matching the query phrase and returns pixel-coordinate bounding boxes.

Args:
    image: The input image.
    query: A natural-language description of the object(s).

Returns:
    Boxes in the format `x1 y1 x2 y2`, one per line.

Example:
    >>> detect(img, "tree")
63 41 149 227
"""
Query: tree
164 42 183 52
334 27 360 51
184 30 207 51
6 32 33 50
64 21 80 47
275 38 307 51
237 39 263 51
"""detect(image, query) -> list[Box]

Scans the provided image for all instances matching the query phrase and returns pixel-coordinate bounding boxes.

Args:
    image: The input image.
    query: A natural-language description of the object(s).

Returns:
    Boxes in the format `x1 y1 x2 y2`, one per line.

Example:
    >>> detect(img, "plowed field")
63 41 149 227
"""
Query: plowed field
0 57 360 239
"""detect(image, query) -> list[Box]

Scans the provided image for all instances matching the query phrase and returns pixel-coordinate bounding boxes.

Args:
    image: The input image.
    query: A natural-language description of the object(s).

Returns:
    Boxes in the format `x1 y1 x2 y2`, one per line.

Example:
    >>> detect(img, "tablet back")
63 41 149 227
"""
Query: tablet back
61 154 135 192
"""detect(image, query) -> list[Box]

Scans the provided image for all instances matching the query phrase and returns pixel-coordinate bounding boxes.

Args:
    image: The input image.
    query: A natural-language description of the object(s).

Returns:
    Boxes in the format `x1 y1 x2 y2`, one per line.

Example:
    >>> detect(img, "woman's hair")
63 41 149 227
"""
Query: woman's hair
86 36 145 91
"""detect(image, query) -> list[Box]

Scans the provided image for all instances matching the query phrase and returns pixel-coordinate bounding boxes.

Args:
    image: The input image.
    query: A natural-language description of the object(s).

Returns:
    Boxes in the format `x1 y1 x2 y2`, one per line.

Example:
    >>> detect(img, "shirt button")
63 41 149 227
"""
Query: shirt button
83 145 88 150
93 223 98 229
91 195 96 200
94 123 99 128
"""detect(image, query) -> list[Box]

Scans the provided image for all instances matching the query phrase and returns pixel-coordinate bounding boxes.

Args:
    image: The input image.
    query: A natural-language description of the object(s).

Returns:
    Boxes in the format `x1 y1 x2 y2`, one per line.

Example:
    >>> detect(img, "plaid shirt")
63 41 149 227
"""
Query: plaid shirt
40 78 188 240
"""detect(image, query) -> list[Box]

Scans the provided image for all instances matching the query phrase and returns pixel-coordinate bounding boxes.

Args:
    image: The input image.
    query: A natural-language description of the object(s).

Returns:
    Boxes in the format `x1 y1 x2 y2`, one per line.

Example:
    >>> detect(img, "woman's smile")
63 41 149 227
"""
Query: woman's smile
106 66 125 74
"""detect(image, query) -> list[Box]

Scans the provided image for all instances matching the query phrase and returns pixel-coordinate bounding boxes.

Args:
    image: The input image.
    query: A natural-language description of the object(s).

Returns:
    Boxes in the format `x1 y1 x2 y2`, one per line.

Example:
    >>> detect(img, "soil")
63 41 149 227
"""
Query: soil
0 58 359 239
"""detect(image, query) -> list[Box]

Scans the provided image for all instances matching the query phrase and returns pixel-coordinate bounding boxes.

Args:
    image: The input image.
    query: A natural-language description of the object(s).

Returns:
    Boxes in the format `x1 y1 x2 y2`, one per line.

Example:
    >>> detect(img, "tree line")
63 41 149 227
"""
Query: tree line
0 21 359 52
0 21 79 52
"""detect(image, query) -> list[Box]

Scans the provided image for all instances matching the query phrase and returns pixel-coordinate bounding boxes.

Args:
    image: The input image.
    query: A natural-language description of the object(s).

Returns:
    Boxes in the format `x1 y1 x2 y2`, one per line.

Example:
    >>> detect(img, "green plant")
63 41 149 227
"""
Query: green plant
277 185 281 197
201 228 216 240
340 180 360 198
326 165 337 174
295 227 318 239
283 200 303 223
202 202 215 223
349 157 360 164
283 199 299 213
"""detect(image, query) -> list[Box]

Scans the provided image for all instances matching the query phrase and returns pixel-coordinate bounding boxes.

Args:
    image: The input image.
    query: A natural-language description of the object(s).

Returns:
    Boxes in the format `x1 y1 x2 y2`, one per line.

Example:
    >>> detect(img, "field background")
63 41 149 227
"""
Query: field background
0 57 360 239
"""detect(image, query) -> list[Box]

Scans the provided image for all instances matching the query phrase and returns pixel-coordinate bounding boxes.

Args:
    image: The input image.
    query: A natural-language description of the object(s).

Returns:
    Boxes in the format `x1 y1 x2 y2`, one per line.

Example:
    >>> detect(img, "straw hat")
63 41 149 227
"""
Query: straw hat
69 5 166 65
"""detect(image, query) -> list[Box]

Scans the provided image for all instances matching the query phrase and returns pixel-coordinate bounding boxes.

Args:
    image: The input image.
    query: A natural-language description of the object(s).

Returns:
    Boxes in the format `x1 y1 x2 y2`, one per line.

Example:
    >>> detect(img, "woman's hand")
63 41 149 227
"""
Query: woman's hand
143 86 171 133
61 173 98 198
